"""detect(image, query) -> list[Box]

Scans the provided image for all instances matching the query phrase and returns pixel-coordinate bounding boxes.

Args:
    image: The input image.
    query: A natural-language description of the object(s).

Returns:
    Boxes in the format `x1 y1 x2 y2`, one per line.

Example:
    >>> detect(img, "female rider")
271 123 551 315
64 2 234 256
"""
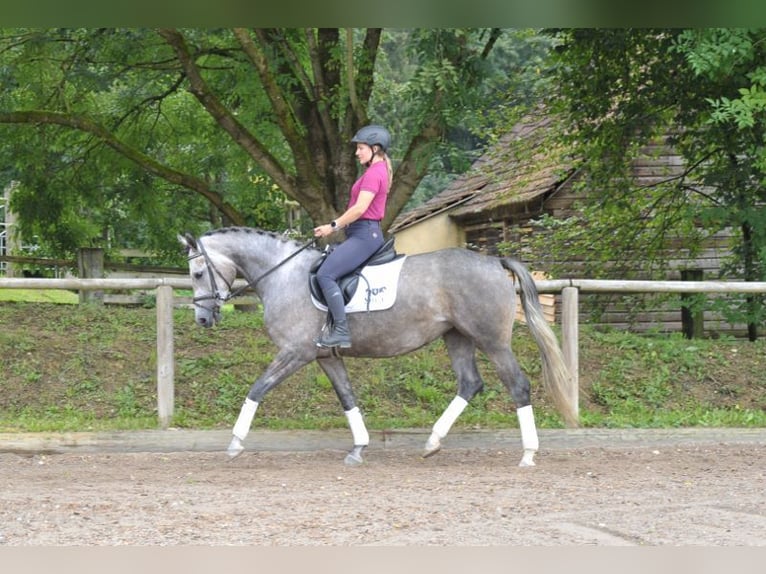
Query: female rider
313 125 393 348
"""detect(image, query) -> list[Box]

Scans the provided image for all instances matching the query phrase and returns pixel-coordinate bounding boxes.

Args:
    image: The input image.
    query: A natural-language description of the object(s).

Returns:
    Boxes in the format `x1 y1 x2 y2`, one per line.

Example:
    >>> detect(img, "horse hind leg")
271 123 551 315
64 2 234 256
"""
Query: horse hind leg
423 396 469 458
343 407 368 466
516 403 538 467
424 330 484 458
484 344 539 467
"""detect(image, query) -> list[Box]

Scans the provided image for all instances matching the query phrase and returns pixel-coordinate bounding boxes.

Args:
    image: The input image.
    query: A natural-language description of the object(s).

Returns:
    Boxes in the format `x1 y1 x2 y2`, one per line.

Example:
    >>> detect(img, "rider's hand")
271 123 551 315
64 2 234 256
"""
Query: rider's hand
313 224 334 238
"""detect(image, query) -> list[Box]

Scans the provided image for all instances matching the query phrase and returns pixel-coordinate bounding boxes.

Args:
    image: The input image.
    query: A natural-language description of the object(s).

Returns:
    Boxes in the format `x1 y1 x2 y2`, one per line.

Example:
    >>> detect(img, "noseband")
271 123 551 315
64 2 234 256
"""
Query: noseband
188 239 232 308
188 236 317 310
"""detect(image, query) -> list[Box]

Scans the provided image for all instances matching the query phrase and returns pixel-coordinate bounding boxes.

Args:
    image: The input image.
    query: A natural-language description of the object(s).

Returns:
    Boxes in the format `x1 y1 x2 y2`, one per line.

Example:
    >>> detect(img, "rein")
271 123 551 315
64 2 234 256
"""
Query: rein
190 236 317 306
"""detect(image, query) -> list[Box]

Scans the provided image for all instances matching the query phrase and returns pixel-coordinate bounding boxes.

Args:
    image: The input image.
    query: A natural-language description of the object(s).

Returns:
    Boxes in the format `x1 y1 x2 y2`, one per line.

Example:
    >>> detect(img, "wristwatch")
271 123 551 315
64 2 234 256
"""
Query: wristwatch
330 220 338 229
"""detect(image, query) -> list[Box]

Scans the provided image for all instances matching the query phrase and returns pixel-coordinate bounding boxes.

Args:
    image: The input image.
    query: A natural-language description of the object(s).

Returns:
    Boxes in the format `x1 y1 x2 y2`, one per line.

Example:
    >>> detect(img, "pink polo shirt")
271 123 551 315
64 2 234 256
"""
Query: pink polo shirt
348 160 389 221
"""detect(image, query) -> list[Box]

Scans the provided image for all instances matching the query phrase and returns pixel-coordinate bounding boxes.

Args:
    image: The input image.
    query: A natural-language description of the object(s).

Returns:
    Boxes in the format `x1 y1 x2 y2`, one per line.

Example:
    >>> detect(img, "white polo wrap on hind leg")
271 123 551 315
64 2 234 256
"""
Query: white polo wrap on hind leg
433 396 469 439
232 398 259 441
517 405 539 451
345 407 369 446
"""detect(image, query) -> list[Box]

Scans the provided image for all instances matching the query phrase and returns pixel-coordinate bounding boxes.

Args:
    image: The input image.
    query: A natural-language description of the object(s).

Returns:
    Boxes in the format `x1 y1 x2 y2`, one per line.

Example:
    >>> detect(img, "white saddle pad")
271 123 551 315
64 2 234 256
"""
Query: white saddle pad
311 256 407 313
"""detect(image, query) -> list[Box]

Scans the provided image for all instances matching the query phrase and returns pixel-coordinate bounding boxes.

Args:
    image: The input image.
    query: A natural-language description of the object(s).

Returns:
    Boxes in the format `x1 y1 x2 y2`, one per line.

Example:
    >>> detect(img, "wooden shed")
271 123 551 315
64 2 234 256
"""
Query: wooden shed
392 113 577 255
390 111 745 336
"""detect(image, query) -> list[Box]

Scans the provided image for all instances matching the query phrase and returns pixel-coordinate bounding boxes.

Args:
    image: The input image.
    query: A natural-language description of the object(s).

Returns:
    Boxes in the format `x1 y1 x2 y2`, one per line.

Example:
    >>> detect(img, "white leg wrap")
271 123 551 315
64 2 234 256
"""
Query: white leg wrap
517 405 539 451
345 407 369 446
433 396 469 439
232 398 259 441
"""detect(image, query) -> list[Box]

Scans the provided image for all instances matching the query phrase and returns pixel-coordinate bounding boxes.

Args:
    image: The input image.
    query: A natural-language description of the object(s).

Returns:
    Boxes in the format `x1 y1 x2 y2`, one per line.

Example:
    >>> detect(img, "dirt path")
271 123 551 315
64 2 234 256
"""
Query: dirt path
1 428 765 546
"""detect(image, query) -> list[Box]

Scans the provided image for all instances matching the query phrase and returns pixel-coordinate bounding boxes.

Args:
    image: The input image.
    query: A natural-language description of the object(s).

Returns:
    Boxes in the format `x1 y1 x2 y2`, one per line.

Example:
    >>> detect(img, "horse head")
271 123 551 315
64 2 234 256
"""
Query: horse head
178 232 237 328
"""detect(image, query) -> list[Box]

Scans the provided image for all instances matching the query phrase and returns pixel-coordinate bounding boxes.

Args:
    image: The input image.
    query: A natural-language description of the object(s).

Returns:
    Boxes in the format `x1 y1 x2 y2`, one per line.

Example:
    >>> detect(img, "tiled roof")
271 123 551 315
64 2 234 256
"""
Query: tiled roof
391 111 578 231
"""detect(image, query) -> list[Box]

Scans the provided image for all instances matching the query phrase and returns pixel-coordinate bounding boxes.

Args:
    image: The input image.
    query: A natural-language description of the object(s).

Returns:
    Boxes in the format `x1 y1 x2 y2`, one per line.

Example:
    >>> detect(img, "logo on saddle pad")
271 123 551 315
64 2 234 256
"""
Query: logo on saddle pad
308 240 406 313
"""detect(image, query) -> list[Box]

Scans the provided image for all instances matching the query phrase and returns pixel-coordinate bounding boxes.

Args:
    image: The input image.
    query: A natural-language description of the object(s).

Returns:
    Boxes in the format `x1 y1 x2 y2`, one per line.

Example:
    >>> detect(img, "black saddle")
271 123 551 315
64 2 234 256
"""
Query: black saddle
309 236 400 305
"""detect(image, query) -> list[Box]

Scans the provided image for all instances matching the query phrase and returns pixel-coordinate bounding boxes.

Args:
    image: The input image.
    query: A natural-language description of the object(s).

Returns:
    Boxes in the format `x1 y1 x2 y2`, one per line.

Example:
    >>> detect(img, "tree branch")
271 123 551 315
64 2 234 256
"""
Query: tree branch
233 28 330 212
355 29 381 118
346 28 364 125
636 148 723 206
383 117 444 230
232 29 307 153
480 28 503 59
159 28 298 198
113 73 186 130
0 110 245 225
305 28 342 163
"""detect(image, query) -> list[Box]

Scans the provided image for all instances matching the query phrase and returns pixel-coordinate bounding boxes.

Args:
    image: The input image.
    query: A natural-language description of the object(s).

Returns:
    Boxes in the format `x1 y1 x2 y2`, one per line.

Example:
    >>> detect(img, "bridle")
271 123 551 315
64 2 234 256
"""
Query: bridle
188 236 317 309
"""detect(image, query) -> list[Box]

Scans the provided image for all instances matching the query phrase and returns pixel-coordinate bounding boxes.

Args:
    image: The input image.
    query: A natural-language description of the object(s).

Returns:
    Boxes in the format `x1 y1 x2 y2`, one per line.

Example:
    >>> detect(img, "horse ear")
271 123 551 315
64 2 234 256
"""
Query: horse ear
178 233 197 253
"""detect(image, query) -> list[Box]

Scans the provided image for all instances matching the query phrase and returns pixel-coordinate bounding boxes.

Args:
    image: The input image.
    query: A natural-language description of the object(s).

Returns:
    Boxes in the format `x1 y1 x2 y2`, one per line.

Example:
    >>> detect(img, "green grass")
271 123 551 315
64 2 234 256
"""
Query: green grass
0 409 159 433
0 298 764 432
0 288 78 304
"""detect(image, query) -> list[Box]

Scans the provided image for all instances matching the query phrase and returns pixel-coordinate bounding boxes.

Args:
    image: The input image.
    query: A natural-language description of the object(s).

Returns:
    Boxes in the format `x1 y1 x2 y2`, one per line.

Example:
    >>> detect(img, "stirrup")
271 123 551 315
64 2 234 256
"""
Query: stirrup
315 331 351 349
315 320 351 349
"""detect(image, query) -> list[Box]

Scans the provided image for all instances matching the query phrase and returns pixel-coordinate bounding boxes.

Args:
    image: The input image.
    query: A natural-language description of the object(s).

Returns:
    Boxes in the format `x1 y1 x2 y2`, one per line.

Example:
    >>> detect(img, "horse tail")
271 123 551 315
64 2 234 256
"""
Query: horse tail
500 258 578 428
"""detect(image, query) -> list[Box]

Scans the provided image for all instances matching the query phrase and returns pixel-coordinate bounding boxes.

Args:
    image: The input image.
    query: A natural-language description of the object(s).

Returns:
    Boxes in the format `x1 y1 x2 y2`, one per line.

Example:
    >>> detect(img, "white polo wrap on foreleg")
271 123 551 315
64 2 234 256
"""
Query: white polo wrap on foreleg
517 405 539 451
232 398 259 441
345 407 369 446
433 396 469 439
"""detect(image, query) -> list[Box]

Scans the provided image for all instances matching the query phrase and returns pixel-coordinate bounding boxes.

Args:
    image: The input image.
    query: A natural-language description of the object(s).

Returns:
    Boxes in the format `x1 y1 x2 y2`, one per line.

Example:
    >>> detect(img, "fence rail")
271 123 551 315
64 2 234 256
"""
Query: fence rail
536 279 766 294
2 277 765 428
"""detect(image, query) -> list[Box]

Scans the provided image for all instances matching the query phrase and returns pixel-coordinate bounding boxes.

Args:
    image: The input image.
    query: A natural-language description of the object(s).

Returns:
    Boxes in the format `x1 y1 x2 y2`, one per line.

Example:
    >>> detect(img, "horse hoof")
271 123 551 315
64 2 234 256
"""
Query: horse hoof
344 453 363 466
518 449 536 467
422 445 442 458
422 433 442 458
227 449 244 461
227 437 245 460
344 445 366 466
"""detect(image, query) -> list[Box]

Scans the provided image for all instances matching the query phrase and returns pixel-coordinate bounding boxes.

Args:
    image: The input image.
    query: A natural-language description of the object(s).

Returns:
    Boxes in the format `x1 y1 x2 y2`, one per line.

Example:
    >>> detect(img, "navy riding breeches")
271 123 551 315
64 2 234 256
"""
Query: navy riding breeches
316 219 384 322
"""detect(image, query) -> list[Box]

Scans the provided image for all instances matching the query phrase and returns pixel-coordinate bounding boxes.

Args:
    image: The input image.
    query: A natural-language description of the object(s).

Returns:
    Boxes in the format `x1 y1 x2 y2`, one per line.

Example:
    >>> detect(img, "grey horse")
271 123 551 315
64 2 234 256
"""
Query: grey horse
179 227 577 467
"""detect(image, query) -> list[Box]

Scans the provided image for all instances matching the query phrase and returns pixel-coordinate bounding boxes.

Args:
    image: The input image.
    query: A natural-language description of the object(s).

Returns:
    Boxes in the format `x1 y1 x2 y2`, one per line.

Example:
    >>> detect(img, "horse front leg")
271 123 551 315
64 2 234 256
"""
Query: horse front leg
228 349 312 459
317 356 369 466
424 330 484 458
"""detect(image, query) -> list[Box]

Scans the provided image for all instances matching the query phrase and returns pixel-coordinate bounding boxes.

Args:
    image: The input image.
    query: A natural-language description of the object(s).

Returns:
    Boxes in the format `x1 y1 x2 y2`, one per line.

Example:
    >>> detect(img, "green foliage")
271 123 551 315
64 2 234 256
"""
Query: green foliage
677 29 766 133
1 27 529 262
542 28 766 334
374 29 557 209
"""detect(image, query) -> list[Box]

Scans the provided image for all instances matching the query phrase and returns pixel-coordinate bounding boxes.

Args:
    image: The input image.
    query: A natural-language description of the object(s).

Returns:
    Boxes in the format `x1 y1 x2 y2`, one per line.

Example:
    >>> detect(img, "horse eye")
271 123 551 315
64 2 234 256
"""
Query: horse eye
193 271 204 280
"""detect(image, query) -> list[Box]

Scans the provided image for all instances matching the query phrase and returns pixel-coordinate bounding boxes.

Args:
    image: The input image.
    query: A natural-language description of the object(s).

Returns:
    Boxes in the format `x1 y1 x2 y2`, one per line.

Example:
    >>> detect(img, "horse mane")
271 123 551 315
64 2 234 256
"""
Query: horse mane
201 226 313 250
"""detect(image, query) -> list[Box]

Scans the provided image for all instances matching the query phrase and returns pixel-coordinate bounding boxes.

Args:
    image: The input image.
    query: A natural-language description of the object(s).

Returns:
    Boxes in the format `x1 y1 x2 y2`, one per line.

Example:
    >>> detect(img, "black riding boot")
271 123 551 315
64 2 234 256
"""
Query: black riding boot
316 319 351 349
315 281 352 348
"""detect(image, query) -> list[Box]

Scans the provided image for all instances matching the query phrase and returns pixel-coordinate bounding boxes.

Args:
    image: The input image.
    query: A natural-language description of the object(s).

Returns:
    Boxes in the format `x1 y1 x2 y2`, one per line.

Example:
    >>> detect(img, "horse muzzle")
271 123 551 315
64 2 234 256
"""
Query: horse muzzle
195 306 221 328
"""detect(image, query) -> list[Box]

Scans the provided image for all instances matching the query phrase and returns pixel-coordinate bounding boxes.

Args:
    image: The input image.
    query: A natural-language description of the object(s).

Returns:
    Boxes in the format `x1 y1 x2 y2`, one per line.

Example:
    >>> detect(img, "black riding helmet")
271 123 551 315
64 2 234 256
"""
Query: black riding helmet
351 125 391 153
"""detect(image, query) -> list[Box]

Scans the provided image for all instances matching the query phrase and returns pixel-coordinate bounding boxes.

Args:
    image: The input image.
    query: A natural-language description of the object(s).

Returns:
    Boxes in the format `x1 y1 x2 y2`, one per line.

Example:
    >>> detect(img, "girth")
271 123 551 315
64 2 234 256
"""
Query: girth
308 236 398 305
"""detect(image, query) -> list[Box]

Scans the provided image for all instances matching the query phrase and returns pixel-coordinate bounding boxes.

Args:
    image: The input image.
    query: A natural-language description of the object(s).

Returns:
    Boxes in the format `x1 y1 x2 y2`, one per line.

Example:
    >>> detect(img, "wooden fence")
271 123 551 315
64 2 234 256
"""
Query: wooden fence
1 276 765 428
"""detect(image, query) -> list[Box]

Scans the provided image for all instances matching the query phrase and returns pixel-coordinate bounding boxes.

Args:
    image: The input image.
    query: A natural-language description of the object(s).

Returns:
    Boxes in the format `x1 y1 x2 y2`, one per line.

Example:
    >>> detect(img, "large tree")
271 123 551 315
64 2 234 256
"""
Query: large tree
540 28 766 339
0 28 507 258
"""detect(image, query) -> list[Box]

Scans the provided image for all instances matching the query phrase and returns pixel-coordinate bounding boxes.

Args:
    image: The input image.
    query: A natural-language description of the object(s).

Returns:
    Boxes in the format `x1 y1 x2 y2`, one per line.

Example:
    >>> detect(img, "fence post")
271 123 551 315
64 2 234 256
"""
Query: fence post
77 248 104 304
156 285 174 428
561 286 579 423
3 182 19 278
681 269 705 339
